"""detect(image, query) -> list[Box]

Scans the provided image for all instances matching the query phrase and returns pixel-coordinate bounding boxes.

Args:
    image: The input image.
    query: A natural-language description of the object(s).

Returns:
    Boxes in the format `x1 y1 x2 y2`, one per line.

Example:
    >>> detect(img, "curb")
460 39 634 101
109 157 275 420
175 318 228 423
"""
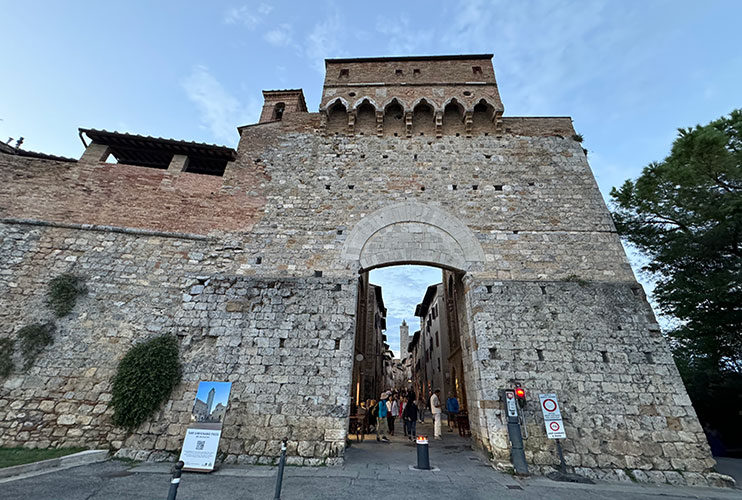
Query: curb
0 449 109 480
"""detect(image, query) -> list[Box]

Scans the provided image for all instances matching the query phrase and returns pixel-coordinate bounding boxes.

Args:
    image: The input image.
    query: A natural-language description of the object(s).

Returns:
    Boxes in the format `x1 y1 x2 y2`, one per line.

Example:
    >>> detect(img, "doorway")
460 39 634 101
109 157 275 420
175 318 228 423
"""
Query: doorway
348 265 475 459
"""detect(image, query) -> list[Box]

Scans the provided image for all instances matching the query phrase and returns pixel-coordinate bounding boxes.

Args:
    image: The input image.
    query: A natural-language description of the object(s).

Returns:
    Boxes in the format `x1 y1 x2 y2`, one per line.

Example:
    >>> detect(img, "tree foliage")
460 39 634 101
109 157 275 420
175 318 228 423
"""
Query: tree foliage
610 110 742 450
111 335 181 430
611 109 742 367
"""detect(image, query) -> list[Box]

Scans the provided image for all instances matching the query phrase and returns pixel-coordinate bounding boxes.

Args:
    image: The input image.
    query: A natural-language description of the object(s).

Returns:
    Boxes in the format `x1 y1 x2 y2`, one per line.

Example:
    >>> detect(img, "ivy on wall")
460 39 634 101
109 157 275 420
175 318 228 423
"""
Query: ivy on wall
17 323 55 369
111 335 182 430
0 338 13 377
47 274 87 317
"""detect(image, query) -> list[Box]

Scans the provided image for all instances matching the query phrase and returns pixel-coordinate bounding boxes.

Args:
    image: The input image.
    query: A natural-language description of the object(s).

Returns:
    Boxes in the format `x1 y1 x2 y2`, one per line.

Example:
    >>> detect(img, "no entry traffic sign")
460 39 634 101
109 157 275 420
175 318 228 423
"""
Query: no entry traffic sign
539 393 566 439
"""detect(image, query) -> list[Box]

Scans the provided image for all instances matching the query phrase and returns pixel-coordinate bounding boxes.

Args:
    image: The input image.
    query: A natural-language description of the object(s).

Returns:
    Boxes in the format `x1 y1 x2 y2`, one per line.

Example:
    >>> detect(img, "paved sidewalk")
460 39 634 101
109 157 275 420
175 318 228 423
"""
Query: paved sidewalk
0 420 739 499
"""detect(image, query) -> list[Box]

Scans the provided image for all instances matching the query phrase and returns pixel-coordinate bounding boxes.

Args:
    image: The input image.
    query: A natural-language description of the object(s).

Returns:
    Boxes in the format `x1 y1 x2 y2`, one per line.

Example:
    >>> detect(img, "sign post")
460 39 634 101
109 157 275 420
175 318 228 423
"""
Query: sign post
539 393 567 473
503 389 528 475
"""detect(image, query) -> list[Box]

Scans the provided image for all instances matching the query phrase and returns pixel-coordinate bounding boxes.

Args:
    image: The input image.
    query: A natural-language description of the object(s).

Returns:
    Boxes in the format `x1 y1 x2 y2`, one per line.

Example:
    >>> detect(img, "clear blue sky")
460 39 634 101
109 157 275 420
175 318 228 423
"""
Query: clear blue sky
2 1 740 355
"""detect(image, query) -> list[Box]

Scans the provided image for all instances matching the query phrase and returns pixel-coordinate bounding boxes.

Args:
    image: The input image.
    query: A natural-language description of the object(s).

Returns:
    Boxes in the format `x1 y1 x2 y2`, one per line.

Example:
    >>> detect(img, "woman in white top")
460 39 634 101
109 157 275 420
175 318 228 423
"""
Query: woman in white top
387 395 400 436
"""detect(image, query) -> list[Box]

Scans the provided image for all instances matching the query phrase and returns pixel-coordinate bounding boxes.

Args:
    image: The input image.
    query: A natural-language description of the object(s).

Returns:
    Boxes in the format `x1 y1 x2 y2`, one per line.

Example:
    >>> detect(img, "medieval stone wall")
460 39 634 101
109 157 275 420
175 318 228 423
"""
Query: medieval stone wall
0 56 723 484
465 279 717 484
0 222 354 465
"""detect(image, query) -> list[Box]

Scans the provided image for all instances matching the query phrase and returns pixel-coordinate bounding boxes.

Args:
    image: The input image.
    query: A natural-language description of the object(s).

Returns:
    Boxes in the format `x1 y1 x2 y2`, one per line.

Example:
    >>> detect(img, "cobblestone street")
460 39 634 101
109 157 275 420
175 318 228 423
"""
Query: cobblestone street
1 419 739 500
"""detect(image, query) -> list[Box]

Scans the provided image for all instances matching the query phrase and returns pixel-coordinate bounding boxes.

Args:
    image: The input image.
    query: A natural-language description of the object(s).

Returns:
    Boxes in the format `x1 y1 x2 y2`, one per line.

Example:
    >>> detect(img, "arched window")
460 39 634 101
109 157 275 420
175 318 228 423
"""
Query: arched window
383 99 405 137
442 101 465 136
326 101 348 135
273 102 286 121
412 100 435 136
355 100 376 135
472 99 496 135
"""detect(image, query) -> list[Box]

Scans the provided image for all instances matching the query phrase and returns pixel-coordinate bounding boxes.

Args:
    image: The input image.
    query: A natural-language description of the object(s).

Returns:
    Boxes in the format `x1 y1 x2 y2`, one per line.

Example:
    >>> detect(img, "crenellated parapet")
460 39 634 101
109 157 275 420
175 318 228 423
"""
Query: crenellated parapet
319 55 504 137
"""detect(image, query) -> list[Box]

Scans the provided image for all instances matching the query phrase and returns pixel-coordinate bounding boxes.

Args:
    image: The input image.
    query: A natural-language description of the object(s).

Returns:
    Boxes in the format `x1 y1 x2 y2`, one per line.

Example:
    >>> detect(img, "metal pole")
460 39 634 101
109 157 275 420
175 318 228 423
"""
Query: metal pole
273 437 288 500
166 461 183 500
555 439 567 473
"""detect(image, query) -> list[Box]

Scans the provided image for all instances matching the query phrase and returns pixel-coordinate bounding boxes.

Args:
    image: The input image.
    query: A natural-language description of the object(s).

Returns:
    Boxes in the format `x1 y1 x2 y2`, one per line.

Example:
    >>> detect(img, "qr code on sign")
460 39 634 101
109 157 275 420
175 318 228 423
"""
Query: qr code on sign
196 440 205 450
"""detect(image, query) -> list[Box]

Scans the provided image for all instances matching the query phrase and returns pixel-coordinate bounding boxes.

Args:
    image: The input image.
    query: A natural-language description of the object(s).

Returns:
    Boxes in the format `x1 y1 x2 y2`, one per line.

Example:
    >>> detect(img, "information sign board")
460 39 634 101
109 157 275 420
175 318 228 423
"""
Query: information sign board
539 393 566 439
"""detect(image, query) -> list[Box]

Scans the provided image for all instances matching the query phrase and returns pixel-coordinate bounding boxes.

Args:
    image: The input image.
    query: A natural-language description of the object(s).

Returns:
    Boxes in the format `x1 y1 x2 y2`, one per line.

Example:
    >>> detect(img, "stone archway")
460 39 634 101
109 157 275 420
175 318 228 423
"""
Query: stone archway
342 202 485 271
343 202 489 457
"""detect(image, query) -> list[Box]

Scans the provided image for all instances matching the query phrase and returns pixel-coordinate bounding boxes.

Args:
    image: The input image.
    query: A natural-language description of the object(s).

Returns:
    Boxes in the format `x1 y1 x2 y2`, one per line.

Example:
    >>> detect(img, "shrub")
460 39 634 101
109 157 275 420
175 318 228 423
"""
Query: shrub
572 133 584 142
47 274 87 317
111 335 182 430
0 338 14 377
17 324 55 369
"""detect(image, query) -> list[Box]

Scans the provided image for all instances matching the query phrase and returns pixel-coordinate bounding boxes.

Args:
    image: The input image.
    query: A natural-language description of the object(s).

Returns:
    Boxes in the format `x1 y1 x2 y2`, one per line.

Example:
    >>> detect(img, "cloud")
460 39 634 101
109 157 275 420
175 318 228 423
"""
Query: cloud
181 65 260 144
304 13 345 73
264 23 294 47
224 3 273 29
374 17 434 55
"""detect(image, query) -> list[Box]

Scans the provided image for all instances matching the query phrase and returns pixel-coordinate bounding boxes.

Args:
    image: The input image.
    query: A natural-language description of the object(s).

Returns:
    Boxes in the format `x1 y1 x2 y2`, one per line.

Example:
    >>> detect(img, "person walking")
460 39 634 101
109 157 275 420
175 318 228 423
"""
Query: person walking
430 389 442 440
403 396 418 440
376 393 390 442
387 394 399 436
418 395 426 423
446 394 460 432
400 396 408 437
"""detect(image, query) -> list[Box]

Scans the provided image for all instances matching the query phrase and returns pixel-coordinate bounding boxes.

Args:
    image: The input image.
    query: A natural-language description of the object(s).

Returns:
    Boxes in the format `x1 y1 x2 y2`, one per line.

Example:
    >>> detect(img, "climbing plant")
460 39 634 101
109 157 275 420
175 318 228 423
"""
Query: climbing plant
47 273 87 317
111 335 182 430
0 338 13 377
17 324 55 369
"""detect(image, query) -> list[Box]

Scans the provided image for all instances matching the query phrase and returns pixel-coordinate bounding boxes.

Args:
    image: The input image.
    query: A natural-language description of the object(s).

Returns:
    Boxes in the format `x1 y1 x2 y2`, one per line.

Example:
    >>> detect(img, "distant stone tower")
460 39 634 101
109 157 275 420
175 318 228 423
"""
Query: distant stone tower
206 387 215 414
399 320 409 357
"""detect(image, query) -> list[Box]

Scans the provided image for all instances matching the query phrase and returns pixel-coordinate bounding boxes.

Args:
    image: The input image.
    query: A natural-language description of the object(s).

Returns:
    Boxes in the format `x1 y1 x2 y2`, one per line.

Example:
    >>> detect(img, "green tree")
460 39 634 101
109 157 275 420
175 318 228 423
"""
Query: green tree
610 110 742 448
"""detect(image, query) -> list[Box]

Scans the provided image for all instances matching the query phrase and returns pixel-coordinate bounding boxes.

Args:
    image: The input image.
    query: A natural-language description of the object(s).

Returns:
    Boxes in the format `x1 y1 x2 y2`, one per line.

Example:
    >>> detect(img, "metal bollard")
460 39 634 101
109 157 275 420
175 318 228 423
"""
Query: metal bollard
166 461 184 500
273 437 288 500
415 436 430 470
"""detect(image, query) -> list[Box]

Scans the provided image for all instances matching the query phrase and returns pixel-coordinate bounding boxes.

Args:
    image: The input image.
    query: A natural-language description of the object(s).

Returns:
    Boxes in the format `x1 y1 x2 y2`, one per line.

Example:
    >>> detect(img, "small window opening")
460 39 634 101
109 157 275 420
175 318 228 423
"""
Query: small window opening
339 68 349 78
644 352 654 363
420 186 425 191
463 91 472 96
314 270 323 277
337 229 343 235
472 66 482 74
413 68 420 75
333 284 342 291
488 347 498 360
486 285 493 293
334 339 341 350
255 256 262 264
395 69 403 75
452 184 457 190
601 351 609 363
537 349 544 361
273 102 285 121
348 91 356 97
382 154 388 158
348 185 354 190
435 332 439 347
540 285 546 295
528 182 535 186
413 154 418 160
494 185 503 191
279 338 286 348
325 184 331 190
360 154 365 158
472 185 478 190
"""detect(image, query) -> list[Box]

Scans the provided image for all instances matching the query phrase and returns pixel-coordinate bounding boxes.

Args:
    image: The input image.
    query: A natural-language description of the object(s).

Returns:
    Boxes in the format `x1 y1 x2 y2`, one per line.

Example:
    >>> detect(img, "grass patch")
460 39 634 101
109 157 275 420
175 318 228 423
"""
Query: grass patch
0 447 86 468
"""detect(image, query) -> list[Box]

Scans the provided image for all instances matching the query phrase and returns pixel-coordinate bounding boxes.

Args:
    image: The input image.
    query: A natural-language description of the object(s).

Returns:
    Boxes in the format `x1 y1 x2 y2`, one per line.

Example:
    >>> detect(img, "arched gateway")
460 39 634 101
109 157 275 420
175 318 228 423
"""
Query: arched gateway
0 54 722 486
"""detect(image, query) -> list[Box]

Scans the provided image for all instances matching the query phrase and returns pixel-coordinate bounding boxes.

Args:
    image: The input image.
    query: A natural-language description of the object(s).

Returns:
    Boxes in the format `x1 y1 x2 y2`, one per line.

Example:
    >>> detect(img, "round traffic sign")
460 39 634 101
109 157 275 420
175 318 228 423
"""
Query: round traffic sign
542 398 557 412
549 421 561 432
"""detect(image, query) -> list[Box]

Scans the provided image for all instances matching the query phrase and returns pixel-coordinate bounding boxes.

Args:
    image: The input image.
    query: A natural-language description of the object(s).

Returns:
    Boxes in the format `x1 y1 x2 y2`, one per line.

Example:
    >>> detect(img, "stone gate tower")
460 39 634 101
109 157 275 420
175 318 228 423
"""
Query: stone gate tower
0 54 723 486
